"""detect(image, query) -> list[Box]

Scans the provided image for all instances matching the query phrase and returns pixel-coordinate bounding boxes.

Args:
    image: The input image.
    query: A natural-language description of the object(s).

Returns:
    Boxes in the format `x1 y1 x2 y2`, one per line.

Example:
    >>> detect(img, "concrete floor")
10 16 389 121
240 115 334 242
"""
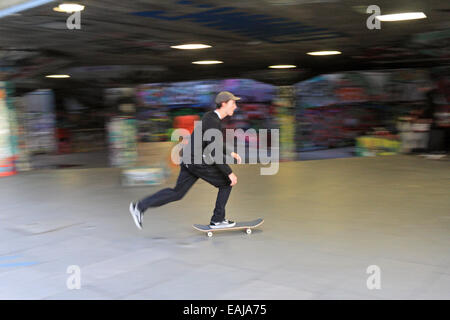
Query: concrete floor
0 155 449 300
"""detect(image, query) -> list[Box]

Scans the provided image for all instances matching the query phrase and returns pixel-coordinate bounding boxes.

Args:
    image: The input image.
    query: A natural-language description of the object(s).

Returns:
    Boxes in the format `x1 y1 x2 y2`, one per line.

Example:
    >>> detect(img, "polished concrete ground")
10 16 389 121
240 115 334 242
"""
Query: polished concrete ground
0 155 449 299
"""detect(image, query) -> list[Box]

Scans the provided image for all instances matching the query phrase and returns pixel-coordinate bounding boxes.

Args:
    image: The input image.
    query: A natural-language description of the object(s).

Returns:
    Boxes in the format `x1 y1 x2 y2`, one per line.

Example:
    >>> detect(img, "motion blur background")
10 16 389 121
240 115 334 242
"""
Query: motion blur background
0 0 449 300
1 0 449 173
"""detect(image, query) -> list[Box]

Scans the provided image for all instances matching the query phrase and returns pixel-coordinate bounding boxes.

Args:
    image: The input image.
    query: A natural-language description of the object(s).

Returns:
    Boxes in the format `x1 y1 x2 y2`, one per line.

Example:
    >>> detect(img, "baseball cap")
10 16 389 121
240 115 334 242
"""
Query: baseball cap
215 91 241 104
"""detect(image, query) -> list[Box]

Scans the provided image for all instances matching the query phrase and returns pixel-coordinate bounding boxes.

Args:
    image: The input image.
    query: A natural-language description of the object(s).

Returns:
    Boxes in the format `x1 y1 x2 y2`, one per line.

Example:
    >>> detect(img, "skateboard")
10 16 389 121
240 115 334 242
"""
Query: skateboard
193 218 264 237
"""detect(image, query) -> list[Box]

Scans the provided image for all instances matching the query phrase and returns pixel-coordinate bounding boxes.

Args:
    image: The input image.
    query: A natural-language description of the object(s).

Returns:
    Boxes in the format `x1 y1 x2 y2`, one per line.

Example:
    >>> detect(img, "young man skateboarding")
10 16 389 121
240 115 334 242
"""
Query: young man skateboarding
129 91 242 230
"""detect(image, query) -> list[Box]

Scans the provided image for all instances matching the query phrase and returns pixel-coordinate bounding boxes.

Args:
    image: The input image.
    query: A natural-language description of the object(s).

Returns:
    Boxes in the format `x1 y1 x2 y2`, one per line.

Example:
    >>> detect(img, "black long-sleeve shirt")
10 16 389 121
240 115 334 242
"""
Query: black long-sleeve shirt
185 111 233 176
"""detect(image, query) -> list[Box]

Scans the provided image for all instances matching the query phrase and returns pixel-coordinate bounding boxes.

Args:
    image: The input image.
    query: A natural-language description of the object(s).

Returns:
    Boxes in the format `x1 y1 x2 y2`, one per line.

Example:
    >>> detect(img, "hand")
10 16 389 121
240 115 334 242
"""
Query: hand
230 152 242 164
228 173 238 186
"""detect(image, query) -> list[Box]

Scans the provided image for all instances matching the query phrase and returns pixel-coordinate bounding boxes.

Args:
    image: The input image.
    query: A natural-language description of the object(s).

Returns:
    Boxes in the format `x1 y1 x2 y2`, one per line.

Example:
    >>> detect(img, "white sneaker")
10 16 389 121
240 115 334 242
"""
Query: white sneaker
209 219 236 229
129 202 143 230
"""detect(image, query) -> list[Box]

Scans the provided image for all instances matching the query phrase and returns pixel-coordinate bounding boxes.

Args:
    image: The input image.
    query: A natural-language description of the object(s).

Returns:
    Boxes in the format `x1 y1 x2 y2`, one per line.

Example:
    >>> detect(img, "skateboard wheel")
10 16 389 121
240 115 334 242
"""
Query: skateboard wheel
246 228 252 234
207 232 213 237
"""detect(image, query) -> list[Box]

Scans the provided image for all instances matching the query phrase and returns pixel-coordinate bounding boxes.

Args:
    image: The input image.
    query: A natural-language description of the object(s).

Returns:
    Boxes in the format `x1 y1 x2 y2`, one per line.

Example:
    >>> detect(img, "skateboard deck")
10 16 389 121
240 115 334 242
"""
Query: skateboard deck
193 218 264 237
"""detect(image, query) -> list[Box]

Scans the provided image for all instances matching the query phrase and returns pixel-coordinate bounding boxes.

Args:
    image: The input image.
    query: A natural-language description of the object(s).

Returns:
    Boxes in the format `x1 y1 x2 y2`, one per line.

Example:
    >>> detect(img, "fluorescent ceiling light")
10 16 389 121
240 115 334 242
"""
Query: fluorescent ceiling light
45 74 71 78
54 3 85 13
307 51 342 56
376 12 426 22
192 60 223 65
269 65 296 69
171 44 211 50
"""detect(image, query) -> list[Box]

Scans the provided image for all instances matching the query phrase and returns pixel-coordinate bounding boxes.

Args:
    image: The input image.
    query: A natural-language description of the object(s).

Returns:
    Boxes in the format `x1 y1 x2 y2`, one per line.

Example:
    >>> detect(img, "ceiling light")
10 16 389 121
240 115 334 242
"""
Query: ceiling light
192 60 223 65
307 51 342 56
171 44 211 50
53 3 85 13
376 12 426 21
45 74 70 78
269 65 296 69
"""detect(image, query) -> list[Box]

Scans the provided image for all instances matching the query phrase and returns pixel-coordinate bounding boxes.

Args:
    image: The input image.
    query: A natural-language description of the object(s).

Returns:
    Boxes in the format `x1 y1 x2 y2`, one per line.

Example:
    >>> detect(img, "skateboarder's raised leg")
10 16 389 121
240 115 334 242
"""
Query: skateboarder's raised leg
137 164 198 213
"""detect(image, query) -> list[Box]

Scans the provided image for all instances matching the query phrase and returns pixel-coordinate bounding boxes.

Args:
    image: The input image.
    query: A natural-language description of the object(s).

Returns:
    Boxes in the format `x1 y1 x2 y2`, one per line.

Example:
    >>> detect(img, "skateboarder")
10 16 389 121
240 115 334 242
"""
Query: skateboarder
129 91 242 230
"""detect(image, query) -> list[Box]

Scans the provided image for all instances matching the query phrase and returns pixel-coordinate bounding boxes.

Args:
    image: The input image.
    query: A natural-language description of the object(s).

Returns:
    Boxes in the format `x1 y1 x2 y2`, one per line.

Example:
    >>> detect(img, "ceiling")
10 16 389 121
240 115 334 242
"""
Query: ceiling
1 0 450 90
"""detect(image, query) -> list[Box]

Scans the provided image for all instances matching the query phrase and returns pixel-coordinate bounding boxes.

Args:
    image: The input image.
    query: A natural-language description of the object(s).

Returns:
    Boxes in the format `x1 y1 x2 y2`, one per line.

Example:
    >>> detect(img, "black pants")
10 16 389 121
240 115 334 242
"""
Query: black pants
137 163 232 223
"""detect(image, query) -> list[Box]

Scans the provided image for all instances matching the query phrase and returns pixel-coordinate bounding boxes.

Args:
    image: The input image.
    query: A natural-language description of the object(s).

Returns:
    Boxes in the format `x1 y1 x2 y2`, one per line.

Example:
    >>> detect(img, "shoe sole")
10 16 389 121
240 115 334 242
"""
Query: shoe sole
129 203 142 230
210 224 236 229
